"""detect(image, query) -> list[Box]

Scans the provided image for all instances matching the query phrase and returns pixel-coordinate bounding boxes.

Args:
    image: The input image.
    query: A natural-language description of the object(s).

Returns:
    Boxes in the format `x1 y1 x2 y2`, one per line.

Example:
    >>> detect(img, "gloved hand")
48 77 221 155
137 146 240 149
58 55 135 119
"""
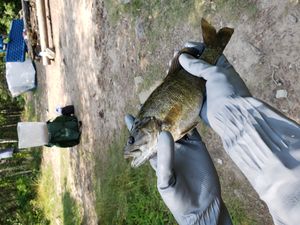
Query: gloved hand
177 42 300 225
178 42 251 125
125 114 232 225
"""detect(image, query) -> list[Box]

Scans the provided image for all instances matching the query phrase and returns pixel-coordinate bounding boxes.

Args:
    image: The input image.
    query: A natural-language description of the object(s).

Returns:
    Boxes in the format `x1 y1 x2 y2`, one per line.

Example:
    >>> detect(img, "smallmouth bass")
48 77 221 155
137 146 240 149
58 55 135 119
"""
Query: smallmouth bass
125 19 234 167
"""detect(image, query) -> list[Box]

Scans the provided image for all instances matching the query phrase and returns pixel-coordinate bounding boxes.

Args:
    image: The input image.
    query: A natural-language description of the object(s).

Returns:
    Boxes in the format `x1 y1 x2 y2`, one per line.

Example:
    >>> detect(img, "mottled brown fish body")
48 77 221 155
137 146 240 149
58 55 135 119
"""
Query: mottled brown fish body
138 69 205 141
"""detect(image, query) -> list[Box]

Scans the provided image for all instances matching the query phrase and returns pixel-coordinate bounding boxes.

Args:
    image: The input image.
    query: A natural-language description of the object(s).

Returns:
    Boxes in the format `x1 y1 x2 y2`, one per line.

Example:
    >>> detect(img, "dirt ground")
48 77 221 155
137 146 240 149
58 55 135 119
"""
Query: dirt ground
32 0 299 224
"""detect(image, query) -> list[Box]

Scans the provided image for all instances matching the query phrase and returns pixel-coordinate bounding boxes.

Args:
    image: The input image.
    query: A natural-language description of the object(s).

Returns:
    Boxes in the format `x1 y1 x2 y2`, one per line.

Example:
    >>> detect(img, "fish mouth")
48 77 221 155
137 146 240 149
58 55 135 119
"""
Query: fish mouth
124 148 141 159
131 149 154 168
124 146 154 168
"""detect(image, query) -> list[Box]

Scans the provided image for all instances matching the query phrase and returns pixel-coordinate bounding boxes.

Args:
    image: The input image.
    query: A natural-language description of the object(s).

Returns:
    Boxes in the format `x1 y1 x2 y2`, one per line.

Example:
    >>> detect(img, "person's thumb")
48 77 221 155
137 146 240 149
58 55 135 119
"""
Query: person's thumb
157 131 176 189
179 53 211 78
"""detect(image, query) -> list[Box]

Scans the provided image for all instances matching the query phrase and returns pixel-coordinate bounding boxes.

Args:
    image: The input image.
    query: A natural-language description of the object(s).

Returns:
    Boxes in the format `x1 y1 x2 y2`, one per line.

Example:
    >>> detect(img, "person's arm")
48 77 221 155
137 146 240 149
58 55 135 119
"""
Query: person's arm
179 43 300 225
125 115 232 225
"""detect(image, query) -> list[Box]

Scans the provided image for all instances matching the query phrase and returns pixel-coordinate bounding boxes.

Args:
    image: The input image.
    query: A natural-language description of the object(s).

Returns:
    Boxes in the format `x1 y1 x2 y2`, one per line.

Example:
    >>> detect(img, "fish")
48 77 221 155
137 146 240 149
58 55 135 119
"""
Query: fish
124 18 234 167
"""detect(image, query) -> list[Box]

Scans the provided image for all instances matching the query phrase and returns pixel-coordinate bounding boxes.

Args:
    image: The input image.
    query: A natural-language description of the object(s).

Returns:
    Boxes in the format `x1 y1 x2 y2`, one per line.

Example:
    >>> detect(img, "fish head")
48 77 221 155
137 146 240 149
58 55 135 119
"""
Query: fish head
124 116 162 167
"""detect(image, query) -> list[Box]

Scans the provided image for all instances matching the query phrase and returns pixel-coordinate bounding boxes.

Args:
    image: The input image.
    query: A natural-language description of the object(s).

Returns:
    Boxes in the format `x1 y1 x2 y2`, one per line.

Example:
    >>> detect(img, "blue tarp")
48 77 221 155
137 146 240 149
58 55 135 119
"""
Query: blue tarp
5 19 27 62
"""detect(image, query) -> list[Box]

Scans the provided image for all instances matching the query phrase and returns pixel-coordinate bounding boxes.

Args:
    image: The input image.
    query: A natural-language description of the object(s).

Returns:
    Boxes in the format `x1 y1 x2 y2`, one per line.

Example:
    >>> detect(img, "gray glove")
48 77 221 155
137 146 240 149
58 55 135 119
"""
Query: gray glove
125 114 232 225
179 42 300 225
178 42 251 125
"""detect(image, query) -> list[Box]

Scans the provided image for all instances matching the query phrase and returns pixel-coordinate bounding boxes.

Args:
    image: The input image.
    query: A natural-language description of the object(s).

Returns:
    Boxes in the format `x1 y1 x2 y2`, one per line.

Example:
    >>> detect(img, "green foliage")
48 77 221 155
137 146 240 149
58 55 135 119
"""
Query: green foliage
62 191 83 225
95 128 177 225
0 0 21 33
0 84 46 225
0 148 50 225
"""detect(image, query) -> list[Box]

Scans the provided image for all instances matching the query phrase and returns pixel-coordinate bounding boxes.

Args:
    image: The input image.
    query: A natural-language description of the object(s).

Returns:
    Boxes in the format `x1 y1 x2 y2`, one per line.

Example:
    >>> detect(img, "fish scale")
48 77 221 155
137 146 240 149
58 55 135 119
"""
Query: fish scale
138 69 204 140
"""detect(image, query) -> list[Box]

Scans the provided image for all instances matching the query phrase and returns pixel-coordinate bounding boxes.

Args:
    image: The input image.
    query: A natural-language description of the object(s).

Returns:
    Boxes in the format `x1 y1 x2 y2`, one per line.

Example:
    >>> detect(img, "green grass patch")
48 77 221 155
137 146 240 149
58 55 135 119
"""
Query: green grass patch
224 197 257 225
0 148 49 225
219 174 258 225
62 190 82 225
37 163 61 222
95 128 177 225
36 154 83 225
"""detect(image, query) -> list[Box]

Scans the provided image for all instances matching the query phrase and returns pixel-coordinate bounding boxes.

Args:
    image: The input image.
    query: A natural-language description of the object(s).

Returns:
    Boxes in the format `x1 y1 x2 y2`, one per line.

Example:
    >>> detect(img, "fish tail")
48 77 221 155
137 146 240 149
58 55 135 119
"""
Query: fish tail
200 18 234 65
167 19 234 75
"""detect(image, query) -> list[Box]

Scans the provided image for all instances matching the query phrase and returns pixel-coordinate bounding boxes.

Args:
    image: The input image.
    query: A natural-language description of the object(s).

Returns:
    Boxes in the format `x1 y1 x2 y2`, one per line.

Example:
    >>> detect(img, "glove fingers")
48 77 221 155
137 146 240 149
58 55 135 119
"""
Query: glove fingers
157 131 175 189
179 53 213 80
125 114 135 131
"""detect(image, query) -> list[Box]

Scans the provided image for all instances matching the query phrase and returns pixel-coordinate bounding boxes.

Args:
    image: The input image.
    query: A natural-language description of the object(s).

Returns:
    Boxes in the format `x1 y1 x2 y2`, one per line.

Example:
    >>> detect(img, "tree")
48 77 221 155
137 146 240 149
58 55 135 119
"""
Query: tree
0 0 21 34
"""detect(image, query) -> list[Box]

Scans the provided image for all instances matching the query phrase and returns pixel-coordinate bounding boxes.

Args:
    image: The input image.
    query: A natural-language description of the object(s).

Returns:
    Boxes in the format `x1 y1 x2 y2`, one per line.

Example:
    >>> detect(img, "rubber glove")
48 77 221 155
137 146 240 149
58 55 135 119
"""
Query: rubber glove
125 114 232 225
178 42 300 225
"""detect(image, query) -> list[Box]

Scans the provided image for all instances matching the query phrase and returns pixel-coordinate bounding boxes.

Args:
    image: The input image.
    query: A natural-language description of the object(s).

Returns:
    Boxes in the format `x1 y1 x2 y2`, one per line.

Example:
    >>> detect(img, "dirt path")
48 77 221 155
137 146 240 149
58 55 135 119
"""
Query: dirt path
34 0 299 224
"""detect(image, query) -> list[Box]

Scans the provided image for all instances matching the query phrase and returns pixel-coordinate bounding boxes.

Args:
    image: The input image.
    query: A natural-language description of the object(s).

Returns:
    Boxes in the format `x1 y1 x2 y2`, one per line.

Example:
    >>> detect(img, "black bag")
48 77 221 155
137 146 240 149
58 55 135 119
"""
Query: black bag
46 115 81 148
61 105 75 116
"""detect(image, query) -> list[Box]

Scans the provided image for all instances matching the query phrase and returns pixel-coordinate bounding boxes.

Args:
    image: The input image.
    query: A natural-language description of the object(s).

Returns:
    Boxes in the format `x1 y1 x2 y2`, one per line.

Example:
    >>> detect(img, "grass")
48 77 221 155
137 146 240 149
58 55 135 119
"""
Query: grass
36 163 60 222
62 189 82 225
226 198 257 225
95 128 177 225
36 153 83 225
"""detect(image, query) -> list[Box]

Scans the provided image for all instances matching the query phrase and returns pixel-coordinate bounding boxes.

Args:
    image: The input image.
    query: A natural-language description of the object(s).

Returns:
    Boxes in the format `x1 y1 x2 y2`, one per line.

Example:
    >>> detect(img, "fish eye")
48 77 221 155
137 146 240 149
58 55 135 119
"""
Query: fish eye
128 136 135 145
